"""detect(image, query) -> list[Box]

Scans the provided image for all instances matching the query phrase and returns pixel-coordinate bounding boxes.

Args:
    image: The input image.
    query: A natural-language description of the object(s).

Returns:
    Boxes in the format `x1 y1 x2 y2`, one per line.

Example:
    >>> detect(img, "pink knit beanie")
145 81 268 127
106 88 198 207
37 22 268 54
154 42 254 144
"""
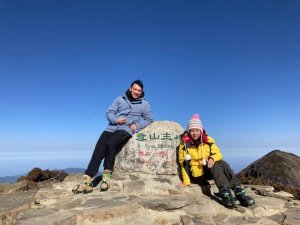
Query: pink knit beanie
187 114 203 132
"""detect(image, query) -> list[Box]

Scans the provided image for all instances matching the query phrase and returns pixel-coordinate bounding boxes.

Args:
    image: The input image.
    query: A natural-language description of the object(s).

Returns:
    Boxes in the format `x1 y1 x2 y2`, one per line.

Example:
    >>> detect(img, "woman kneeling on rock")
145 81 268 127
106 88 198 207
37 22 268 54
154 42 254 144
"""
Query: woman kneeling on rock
178 114 255 208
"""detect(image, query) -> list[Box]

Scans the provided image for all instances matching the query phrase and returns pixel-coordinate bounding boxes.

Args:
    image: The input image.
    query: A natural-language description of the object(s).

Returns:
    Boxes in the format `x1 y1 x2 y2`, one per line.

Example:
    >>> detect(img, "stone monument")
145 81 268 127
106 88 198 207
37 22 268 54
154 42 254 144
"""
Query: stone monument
114 121 184 175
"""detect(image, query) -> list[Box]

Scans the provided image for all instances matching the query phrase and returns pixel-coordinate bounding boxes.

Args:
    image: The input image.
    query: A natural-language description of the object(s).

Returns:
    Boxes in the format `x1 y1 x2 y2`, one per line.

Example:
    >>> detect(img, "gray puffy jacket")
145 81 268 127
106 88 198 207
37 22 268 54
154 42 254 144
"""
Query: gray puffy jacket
105 90 154 136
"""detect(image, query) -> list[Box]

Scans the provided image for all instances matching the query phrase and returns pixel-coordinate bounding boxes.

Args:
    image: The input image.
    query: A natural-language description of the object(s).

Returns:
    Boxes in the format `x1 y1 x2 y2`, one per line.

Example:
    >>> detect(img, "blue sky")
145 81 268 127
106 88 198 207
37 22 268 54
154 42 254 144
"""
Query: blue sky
1 0 299 177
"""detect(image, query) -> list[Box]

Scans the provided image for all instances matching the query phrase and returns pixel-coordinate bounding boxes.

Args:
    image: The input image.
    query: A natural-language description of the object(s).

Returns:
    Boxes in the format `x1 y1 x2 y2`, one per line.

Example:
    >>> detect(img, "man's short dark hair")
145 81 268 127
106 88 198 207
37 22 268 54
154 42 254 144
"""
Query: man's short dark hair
131 80 144 89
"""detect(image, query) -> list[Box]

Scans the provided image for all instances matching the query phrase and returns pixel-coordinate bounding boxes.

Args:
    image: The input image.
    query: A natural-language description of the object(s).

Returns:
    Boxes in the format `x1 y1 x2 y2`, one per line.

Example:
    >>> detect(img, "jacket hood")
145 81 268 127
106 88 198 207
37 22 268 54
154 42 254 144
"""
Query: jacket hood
181 129 209 147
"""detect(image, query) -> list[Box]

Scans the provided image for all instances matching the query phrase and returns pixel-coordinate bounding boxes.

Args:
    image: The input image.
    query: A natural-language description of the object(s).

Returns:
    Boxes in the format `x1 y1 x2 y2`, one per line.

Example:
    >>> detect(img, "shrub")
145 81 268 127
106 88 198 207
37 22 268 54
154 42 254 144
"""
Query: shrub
18 167 68 183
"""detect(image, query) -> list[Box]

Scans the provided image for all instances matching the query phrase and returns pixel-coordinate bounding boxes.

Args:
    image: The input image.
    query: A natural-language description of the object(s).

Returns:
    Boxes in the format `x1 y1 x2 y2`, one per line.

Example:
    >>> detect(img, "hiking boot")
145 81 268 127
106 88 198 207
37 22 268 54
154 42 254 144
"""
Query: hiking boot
234 186 255 207
100 169 112 192
72 175 93 194
220 189 234 208
231 195 241 207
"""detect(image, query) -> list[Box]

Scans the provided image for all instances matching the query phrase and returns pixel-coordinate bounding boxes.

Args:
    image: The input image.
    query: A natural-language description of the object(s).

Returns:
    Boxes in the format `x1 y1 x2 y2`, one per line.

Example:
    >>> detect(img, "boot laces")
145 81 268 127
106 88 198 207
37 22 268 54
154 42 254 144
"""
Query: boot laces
235 187 246 196
102 171 112 183
221 190 232 199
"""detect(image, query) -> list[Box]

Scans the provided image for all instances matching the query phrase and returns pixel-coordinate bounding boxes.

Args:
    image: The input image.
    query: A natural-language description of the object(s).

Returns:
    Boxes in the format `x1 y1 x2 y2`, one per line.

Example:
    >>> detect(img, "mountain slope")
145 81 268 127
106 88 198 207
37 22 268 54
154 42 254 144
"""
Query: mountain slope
237 150 300 199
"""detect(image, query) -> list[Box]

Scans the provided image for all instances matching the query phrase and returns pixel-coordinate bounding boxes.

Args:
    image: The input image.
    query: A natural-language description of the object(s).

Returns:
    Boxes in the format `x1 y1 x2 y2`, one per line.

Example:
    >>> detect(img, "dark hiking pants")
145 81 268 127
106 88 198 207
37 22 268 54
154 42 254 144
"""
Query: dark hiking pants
85 130 131 177
185 160 241 192
204 160 240 192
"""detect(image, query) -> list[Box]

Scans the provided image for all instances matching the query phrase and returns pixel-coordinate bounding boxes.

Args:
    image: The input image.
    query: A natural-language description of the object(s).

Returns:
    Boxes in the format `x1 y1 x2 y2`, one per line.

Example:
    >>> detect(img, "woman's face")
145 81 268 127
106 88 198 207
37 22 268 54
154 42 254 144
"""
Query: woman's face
189 128 201 140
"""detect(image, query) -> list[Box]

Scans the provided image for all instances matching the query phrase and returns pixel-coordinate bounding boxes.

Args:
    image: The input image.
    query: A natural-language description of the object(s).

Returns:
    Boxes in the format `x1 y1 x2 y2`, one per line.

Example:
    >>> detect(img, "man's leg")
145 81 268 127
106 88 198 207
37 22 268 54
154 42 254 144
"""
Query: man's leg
85 131 113 178
72 131 113 194
103 130 131 171
99 130 131 192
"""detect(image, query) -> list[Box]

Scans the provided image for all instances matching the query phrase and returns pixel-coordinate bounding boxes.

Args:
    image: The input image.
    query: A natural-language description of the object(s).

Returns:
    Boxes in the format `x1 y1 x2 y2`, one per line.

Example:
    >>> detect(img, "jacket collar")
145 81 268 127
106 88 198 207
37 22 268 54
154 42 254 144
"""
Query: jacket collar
124 89 144 103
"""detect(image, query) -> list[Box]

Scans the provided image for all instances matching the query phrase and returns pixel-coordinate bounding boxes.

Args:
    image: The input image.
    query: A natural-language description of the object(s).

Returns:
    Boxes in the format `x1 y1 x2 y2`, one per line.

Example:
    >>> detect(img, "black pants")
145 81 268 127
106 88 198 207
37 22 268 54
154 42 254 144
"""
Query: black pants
205 160 240 192
187 160 240 193
85 130 131 177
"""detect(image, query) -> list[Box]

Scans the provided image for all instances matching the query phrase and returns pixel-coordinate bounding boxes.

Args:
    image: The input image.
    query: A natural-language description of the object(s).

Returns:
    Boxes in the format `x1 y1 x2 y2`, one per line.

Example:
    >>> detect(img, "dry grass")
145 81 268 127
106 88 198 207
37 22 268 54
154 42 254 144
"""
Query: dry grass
17 167 68 183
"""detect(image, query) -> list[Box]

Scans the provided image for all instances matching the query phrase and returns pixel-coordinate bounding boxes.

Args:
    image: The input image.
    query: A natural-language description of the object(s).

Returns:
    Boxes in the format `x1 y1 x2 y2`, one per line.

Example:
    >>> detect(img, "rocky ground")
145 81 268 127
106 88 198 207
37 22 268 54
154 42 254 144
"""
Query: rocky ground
0 191 36 213
1 170 300 225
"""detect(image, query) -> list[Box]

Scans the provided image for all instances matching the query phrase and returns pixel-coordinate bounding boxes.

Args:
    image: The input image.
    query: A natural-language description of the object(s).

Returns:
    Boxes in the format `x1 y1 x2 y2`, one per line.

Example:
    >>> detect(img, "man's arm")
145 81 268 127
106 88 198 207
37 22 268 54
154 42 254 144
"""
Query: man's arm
135 102 154 132
106 97 120 124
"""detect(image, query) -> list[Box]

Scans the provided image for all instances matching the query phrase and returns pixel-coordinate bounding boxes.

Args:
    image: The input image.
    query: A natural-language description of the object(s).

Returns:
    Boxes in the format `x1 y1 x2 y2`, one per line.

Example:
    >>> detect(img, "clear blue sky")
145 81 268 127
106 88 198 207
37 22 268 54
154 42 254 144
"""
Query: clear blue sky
1 0 299 177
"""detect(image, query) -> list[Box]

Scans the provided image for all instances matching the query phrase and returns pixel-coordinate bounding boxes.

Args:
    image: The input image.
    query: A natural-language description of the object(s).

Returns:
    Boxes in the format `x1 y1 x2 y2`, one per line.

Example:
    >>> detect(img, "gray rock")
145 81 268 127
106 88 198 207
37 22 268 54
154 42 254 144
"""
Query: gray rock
123 180 145 193
180 215 194 225
114 121 184 175
80 203 141 223
141 199 192 211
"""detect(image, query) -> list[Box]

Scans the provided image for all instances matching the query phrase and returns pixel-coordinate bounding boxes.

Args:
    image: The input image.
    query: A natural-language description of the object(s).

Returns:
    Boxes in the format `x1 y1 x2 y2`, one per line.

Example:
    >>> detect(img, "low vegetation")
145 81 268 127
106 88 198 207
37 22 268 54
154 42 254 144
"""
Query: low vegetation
17 167 68 183
237 173 300 200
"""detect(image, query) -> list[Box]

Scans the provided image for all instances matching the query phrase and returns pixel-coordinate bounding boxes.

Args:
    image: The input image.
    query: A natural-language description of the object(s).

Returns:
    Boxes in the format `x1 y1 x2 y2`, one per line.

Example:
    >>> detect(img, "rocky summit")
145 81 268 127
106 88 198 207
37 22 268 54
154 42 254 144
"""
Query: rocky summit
1 171 300 225
1 122 300 225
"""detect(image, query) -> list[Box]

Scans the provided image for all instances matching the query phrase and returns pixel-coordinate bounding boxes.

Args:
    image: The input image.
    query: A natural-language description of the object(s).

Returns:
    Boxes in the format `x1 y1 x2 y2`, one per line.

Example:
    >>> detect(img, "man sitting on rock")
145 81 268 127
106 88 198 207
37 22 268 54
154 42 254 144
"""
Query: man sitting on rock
178 114 255 208
72 79 154 193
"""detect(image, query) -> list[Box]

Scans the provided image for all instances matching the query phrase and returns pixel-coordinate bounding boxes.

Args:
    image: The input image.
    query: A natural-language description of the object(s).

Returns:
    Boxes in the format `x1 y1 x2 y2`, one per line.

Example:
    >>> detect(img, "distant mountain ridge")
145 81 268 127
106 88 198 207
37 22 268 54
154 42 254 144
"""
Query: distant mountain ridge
0 168 85 184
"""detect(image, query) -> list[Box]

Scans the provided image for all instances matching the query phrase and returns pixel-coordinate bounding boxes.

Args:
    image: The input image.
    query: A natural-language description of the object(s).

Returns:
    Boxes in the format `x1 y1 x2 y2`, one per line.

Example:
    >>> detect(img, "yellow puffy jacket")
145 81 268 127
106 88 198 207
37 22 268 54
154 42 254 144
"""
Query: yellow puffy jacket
178 135 223 185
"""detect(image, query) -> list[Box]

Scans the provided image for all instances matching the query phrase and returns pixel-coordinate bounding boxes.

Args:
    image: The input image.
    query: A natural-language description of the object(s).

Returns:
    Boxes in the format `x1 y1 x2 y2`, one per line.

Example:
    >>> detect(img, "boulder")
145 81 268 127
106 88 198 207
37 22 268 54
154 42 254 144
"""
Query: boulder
114 121 184 175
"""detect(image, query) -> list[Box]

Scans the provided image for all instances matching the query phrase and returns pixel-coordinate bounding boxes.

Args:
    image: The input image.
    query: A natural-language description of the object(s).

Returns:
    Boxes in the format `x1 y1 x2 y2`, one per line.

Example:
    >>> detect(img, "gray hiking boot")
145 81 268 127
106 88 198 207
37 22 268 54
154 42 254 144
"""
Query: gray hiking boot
234 186 255 207
100 169 112 192
72 175 93 194
220 189 234 208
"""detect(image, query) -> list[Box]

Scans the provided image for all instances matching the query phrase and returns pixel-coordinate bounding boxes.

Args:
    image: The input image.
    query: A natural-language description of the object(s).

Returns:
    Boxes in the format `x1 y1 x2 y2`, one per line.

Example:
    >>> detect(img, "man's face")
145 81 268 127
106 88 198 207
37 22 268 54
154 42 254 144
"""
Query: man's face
130 83 143 99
